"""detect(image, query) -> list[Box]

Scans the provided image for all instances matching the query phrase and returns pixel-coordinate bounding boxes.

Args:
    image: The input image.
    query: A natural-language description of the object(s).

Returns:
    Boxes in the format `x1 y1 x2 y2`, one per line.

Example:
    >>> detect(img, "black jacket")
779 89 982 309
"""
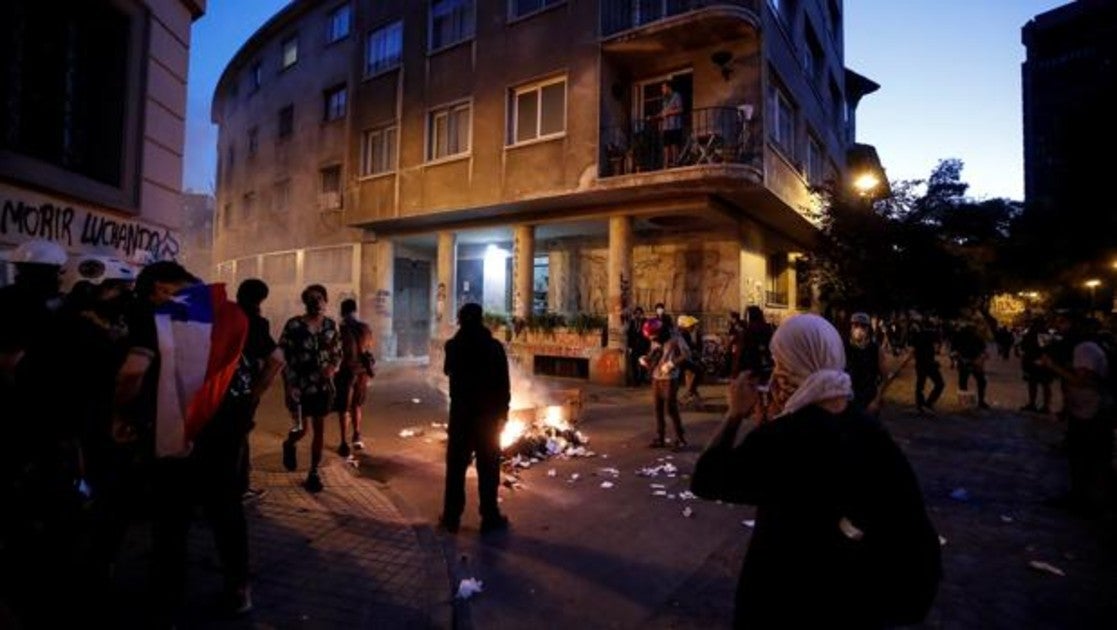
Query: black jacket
692 405 941 628
444 324 511 428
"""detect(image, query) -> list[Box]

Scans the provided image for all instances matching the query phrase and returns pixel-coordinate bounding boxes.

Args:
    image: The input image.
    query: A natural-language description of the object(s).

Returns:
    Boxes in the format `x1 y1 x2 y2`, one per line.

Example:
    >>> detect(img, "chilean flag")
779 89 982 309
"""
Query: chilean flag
154 283 247 458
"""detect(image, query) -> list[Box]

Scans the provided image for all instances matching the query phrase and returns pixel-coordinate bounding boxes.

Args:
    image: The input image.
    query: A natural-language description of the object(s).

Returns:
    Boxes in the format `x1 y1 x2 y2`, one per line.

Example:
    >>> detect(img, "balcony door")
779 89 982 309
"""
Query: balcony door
635 71 692 126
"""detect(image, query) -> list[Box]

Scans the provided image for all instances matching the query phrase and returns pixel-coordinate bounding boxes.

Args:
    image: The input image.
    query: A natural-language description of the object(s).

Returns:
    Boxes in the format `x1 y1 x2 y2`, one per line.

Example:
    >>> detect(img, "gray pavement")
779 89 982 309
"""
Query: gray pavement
108 350 1116 629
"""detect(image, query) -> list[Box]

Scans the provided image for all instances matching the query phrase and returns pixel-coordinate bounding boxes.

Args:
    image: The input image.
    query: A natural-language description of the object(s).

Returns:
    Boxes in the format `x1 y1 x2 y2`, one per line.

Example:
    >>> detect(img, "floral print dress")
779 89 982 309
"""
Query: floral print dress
279 315 342 415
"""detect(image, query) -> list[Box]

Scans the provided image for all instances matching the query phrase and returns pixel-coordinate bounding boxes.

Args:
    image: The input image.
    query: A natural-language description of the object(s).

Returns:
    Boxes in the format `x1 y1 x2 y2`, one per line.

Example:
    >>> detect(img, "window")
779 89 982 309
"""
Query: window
250 62 262 92
273 179 291 213
766 252 790 306
319 165 342 210
510 77 566 144
323 84 347 121
248 126 259 156
428 102 471 160
225 145 235 183
222 203 233 229
281 36 298 70
806 135 824 184
361 125 398 175
430 0 474 51
278 104 294 138
366 21 403 76
829 77 843 132
0 0 146 210
804 21 825 85
510 0 563 19
767 82 795 157
242 191 256 221
327 4 351 43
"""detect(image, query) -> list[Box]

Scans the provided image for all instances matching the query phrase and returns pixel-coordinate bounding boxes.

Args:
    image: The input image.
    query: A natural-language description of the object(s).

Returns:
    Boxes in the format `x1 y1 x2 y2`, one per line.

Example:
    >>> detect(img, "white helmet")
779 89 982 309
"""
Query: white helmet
10 239 68 266
61 255 138 292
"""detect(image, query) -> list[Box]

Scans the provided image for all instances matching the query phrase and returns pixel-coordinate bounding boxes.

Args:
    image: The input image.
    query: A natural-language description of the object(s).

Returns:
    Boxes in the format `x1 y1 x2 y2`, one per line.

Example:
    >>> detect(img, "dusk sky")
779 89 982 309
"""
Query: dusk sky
182 0 1069 201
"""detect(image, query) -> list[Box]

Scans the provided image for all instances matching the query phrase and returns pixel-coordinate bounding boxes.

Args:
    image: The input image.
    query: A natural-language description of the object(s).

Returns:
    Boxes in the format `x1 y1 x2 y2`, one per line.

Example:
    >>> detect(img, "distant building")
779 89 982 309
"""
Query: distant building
212 0 882 382
1022 0 1117 259
0 0 207 275
180 192 215 280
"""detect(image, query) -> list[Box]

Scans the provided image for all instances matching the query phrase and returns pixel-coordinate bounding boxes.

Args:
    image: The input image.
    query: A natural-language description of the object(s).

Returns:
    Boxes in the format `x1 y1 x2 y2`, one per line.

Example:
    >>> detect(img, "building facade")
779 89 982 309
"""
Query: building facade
1 0 207 277
212 0 878 383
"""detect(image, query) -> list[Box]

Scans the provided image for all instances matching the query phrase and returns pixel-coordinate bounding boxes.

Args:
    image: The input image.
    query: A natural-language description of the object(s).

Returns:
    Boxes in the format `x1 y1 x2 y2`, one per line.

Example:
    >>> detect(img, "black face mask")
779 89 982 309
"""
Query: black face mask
305 297 324 315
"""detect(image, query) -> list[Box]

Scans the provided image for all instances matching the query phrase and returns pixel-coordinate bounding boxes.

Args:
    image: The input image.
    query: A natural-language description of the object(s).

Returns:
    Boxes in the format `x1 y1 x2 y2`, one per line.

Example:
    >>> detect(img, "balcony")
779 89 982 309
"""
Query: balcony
600 106 760 177
765 290 789 308
601 0 760 42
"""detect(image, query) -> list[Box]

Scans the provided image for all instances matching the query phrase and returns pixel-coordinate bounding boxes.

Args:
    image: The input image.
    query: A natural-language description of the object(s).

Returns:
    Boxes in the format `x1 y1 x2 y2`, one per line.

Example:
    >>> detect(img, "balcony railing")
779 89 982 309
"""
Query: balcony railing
601 0 758 37
600 106 759 177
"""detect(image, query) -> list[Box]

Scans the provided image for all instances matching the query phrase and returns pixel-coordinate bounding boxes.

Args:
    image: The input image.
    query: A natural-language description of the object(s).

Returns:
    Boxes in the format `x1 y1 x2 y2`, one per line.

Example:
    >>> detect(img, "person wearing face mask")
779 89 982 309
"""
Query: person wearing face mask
692 314 941 629
653 302 671 328
845 312 888 417
278 284 342 493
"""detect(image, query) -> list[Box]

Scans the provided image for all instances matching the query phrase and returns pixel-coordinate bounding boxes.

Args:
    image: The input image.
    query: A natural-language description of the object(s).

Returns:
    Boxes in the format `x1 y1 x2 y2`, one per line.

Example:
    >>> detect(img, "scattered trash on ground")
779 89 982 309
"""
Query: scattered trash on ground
568 473 581 483
430 422 448 429
678 490 697 500
636 461 679 478
949 487 970 501
398 427 425 438
411 398 422 404
598 467 621 478
1028 560 1066 577
1000 514 1015 523
939 536 948 547
742 519 755 528
547 468 557 477
600 481 615 489
682 506 694 518
456 577 484 599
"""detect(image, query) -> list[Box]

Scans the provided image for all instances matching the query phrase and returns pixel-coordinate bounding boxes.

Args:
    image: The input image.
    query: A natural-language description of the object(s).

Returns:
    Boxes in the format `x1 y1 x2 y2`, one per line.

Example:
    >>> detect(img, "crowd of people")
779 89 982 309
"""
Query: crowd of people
0 240 379 627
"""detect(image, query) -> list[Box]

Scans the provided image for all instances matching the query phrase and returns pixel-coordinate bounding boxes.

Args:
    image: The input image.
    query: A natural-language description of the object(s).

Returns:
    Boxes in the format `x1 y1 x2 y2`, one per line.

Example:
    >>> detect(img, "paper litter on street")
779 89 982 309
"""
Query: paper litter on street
678 491 696 500
456 577 484 599
600 481 614 489
399 427 424 438
741 519 756 528
547 468 557 477
411 398 422 404
1028 560 1066 577
682 506 693 518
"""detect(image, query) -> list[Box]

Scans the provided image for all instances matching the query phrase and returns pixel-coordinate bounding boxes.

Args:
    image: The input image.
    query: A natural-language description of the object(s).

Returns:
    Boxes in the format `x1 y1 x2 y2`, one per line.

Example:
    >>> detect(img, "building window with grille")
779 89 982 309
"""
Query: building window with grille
281 36 299 70
248 126 259 157
278 104 294 139
365 20 403 76
319 165 342 210
323 84 347 122
510 77 566 144
767 82 796 158
510 0 563 20
428 102 471 160
361 125 398 176
430 0 474 52
0 0 147 211
327 4 351 43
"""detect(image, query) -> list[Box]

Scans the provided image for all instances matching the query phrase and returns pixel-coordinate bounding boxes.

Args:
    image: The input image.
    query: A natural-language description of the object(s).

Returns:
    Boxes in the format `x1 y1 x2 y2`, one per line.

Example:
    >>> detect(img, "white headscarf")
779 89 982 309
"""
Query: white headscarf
768 314 852 418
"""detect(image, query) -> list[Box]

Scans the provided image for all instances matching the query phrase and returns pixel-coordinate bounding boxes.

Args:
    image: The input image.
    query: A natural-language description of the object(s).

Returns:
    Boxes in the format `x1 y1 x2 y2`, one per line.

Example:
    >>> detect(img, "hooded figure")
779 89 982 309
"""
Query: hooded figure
692 314 941 629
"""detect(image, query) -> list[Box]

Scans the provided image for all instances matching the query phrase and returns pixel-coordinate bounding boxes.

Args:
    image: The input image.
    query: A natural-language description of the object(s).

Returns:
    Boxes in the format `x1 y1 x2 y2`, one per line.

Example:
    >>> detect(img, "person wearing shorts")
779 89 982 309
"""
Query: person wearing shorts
333 298 374 459
279 284 341 492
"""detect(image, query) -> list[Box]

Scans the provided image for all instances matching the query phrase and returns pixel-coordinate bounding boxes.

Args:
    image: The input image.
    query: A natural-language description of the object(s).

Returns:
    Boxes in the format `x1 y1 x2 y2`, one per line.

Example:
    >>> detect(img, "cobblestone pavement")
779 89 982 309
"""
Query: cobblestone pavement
108 431 453 629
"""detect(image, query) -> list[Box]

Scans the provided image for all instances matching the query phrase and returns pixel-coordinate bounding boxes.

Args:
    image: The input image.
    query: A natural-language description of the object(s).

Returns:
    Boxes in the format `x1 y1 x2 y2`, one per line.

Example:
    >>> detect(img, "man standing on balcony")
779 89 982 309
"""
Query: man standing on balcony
655 80 685 167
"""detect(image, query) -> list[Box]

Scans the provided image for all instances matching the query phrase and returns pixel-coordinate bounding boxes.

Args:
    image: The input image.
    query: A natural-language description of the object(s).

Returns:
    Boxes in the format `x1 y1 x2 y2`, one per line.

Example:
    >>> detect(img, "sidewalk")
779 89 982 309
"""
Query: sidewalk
108 420 454 629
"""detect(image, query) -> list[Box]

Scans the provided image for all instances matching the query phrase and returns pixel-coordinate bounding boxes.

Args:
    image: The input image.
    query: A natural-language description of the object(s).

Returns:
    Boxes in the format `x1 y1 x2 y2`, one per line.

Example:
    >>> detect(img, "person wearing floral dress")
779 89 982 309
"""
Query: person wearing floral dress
279 284 341 492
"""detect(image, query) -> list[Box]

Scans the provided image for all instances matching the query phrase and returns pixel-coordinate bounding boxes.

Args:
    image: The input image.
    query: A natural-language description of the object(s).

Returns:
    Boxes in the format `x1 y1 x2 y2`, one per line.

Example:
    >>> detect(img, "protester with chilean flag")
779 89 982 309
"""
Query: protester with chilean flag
114 261 252 623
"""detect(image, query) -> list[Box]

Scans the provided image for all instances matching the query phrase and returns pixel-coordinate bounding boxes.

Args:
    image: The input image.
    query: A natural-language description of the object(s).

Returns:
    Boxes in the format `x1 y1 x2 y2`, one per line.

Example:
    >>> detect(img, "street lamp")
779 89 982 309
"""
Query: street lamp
1086 278 1101 312
852 172 880 197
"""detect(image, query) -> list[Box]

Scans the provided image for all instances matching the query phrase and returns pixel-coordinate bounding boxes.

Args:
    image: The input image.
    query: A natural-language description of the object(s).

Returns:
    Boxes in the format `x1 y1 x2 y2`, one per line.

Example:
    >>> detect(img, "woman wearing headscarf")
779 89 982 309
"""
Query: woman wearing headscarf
691 314 940 629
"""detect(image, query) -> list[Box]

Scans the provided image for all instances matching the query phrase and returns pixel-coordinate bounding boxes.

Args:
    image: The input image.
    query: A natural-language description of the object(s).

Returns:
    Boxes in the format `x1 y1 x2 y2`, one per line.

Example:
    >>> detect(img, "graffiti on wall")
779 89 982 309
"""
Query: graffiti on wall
1 185 181 261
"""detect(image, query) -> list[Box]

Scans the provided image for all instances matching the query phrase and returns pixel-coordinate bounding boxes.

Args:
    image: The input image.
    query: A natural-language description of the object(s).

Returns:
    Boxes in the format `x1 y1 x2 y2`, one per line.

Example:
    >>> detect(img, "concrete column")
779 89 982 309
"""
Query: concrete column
786 253 799 312
548 248 575 313
436 231 457 336
607 216 633 349
361 239 395 358
512 224 535 319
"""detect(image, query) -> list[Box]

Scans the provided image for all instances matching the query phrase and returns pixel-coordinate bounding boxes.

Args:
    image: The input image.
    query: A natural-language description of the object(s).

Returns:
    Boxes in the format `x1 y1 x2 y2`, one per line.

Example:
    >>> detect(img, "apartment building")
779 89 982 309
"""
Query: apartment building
1 0 207 277
212 0 880 383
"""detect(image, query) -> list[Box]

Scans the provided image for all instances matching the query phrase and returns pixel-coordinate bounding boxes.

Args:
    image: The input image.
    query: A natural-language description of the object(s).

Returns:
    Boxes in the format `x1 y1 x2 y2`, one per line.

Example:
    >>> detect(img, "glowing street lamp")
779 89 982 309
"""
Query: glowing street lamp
852 172 881 197
1086 278 1102 310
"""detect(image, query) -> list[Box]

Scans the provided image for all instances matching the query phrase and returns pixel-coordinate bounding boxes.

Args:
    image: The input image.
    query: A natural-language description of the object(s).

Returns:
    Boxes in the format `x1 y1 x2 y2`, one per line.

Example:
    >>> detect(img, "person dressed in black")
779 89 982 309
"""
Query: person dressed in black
234 279 284 501
953 322 990 409
334 298 375 458
1018 316 1053 413
994 325 1015 361
845 312 888 417
625 306 650 386
737 306 774 382
692 314 941 629
907 317 945 415
439 303 511 534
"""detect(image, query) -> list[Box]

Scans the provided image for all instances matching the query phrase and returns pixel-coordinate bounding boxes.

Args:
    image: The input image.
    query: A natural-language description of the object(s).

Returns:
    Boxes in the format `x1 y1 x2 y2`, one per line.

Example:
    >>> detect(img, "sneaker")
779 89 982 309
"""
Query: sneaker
282 440 297 472
305 470 323 493
337 442 351 458
437 515 460 534
241 488 267 502
648 438 667 448
352 439 366 451
480 514 510 534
